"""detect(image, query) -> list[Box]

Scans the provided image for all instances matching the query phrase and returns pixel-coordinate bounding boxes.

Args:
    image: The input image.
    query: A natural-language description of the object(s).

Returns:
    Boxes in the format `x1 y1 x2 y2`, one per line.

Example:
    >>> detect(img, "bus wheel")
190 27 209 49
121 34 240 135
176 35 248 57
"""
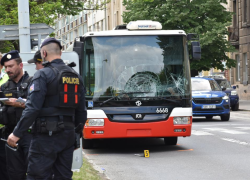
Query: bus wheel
82 138 93 149
164 137 178 145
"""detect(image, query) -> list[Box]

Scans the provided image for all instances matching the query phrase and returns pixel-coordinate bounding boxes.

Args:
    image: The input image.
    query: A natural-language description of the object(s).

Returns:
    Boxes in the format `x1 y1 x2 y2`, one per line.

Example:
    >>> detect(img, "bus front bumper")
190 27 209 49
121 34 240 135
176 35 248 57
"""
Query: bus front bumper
83 117 192 139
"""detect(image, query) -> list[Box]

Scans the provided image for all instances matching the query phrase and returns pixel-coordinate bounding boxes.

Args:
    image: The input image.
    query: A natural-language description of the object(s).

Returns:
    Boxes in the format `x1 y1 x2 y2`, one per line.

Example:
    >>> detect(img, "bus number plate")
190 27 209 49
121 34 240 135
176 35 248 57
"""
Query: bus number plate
202 105 216 109
156 108 168 113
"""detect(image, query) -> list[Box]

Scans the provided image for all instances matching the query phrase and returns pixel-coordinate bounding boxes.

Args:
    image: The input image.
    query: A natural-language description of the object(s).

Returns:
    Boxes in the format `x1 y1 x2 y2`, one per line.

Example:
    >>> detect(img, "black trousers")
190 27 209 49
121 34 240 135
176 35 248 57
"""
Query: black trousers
0 128 9 180
27 129 75 180
5 131 32 180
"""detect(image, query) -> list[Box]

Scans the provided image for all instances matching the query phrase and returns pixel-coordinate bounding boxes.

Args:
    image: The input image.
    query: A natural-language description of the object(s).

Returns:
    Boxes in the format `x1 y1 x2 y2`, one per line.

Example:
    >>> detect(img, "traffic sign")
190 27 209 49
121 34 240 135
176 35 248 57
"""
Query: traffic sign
0 23 54 40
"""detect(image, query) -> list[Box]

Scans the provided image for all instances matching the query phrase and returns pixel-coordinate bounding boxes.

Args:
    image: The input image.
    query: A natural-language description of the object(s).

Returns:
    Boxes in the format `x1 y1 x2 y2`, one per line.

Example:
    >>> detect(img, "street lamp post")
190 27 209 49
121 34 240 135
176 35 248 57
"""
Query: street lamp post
18 0 31 52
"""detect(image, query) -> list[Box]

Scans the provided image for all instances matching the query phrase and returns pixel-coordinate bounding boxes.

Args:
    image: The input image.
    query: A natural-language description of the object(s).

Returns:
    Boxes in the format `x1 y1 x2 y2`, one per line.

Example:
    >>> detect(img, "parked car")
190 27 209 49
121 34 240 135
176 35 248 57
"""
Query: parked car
204 76 239 111
191 77 230 121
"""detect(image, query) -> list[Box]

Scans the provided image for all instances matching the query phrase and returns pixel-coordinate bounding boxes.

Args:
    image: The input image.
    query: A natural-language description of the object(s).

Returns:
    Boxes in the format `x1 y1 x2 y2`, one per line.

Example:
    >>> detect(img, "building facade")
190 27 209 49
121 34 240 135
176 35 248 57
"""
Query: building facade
228 0 250 100
54 0 126 50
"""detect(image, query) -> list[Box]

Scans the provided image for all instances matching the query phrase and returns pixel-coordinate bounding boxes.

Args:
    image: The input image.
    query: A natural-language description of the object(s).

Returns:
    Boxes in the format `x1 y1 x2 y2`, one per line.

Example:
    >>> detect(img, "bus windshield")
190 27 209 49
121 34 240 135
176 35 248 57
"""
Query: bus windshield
82 35 191 101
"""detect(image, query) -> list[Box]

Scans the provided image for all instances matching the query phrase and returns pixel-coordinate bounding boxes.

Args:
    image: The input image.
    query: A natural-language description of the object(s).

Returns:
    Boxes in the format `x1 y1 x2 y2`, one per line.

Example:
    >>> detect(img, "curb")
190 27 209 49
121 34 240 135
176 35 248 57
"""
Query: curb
82 151 110 180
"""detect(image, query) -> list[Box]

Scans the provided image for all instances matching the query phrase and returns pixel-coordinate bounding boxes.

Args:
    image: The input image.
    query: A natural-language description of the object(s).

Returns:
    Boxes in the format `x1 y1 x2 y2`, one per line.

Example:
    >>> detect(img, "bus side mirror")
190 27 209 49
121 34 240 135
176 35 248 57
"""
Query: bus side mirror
73 41 84 58
191 41 201 60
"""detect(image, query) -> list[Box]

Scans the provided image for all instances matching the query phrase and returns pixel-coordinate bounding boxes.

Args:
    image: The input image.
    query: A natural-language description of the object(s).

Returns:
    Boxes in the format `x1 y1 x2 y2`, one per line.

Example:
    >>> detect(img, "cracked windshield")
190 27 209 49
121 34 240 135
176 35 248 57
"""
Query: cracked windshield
82 35 190 101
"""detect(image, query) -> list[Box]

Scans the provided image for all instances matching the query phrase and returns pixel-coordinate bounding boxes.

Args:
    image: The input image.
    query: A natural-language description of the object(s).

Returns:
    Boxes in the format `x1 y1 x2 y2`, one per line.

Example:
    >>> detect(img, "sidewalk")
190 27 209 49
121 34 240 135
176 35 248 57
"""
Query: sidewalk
239 100 250 110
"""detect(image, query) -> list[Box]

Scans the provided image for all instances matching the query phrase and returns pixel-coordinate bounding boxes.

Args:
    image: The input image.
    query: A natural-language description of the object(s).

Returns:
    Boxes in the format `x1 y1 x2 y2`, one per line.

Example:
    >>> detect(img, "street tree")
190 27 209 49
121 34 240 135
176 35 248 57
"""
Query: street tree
0 0 107 52
122 0 236 72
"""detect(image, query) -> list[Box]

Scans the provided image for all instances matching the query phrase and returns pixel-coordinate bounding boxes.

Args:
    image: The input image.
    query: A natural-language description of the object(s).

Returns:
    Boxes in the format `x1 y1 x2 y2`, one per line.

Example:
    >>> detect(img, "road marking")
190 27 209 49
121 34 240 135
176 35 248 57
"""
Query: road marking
203 128 248 134
221 138 249 146
230 116 250 120
191 130 214 136
235 127 250 130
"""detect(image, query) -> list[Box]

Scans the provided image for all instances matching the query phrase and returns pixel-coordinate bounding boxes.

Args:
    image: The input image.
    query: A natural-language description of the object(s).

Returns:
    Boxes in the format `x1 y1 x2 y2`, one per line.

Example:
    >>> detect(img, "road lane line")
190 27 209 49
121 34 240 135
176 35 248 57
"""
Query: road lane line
203 128 248 134
191 130 214 136
235 127 250 130
221 138 249 146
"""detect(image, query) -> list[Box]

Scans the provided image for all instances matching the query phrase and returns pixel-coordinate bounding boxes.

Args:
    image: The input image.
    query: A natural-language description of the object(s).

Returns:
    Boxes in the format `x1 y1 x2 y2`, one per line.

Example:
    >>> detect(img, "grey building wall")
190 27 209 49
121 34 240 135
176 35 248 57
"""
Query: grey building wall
229 0 250 100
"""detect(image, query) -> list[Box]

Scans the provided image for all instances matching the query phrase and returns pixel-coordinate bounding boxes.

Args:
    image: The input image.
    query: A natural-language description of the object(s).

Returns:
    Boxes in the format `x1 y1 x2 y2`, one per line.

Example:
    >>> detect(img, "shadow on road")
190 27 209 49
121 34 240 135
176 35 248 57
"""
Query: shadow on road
192 117 228 122
84 137 191 155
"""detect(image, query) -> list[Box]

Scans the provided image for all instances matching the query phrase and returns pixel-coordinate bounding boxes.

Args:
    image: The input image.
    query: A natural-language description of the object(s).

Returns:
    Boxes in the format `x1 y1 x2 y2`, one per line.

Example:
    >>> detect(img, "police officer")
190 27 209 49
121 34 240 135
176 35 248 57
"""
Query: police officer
7 38 87 179
0 50 33 180
27 50 44 70
0 52 9 180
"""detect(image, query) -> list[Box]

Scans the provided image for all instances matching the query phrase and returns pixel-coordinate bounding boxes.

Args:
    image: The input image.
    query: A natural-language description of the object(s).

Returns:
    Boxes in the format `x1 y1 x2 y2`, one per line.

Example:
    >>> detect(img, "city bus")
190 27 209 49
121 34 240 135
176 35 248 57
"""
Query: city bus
73 20 201 148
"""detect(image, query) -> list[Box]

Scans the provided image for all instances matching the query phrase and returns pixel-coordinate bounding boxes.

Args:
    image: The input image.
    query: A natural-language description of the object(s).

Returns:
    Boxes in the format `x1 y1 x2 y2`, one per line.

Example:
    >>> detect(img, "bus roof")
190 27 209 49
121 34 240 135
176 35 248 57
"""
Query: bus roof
81 29 186 37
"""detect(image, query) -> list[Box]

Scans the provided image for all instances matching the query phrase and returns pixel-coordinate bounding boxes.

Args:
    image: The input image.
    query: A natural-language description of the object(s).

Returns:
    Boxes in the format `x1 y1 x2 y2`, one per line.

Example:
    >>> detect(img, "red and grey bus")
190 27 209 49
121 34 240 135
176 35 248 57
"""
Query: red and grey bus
73 20 201 148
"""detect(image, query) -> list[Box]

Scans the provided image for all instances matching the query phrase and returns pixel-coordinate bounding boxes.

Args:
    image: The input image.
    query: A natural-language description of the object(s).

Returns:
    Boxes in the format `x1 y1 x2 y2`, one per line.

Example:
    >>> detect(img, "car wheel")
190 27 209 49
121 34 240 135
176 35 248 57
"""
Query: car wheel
82 138 93 149
205 115 213 119
164 137 178 145
231 102 239 111
220 113 230 121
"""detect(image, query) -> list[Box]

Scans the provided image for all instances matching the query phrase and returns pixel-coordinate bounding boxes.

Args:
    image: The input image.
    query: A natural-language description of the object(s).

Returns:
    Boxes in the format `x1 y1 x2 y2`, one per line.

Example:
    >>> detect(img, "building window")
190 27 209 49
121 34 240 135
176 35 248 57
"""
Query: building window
101 20 103 31
108 16 110 30
70 31 73 42
243 53 248 83
236 54 240 81
243 0 247 23
74 29 78 39
232 0 238 27
117 11 119 25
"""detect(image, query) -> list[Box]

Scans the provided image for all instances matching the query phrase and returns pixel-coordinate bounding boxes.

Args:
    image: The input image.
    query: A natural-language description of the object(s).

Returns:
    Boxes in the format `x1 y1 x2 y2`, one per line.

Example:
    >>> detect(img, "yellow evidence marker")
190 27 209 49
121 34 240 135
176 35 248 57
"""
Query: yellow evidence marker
144 150 149 157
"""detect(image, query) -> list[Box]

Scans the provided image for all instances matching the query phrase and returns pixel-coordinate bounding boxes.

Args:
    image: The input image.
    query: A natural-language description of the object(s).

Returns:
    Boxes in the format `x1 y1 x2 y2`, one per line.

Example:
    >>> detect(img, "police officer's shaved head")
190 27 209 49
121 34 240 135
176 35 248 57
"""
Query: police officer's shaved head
40 38 62 62
44 43 61 56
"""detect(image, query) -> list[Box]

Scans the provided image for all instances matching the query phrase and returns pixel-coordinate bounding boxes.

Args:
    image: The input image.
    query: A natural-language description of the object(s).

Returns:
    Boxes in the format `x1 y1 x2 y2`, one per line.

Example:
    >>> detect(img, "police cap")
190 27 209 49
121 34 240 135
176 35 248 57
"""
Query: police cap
28 50 42 64
1 50 20 65
41 38 62 50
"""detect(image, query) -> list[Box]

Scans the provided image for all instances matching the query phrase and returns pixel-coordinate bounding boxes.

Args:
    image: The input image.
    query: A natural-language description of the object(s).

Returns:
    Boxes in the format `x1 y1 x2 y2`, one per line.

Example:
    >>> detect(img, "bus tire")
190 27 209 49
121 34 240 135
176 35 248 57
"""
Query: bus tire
82 138 93 149
164 137 178 145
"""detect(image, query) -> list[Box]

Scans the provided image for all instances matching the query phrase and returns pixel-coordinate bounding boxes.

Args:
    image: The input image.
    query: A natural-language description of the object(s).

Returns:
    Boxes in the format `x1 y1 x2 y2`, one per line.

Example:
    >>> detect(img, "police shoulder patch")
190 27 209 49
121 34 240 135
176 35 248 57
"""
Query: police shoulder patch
29 84 35 93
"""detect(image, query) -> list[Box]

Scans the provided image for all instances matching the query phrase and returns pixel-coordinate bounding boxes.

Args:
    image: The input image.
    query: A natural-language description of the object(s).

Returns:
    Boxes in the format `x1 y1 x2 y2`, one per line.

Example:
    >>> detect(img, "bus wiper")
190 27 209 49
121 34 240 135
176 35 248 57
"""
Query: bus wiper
99 92 153 106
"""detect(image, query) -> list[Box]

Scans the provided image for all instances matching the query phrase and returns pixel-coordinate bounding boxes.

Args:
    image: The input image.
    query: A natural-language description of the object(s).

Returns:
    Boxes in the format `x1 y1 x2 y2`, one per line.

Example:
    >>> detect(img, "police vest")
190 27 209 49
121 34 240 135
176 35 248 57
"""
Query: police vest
40 64 82 117
0 74 32 126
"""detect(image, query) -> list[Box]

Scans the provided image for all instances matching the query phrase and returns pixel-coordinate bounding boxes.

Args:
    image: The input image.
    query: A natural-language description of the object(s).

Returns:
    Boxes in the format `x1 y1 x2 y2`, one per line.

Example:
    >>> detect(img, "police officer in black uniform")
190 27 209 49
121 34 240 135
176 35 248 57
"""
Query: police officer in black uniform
0 52 9 180
7 38 87 180
0 50 33 180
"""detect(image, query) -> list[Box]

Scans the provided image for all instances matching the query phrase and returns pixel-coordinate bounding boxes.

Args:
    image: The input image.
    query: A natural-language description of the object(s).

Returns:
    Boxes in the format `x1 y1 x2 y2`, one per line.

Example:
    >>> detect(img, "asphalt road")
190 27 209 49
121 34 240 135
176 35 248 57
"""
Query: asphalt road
83 109 250 180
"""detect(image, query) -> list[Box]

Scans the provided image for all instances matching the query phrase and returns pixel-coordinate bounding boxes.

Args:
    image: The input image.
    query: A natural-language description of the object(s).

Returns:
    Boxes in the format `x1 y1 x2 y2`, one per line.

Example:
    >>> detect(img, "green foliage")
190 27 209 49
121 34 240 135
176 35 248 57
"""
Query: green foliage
122 0 236 71
0 0 86 25
0 0 107 52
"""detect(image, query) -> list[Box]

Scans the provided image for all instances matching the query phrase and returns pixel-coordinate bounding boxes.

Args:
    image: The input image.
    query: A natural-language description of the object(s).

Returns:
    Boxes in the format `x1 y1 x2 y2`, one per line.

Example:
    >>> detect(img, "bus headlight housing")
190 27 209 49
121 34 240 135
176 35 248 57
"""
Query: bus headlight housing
173 117 191 125
85 119 104 126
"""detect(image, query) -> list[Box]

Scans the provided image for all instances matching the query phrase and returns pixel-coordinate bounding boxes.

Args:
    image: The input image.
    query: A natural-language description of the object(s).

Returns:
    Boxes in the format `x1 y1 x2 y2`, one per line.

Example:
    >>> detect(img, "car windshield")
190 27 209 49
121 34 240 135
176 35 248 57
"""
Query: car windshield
191 79 221 91
214 79 231 89
82 35 191 101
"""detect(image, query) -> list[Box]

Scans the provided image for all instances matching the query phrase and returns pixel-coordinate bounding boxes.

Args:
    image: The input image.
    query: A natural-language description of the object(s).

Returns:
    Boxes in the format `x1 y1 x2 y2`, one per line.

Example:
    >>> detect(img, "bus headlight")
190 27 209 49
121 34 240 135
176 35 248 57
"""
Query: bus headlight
173 117 190 125
231 91 238 96
85 119 104 126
